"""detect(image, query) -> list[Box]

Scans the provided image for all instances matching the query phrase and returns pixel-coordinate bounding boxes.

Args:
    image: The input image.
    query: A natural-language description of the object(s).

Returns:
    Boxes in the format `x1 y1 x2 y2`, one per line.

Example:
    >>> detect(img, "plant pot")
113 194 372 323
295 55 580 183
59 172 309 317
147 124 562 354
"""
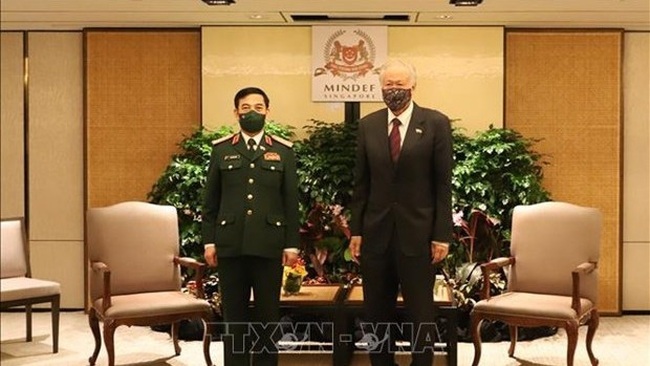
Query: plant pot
283 273 304 296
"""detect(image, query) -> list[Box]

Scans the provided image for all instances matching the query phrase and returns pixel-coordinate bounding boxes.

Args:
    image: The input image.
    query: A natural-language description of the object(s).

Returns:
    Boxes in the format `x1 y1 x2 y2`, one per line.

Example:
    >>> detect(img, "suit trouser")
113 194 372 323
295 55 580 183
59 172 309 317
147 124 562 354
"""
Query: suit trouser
361 229 436 366
218 256 283 366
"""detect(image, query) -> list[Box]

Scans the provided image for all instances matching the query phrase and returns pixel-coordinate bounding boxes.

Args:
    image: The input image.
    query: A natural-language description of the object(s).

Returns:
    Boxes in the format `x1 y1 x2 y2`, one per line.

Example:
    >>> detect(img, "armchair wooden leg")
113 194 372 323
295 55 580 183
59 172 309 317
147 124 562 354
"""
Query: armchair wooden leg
586 309 600 365
52 295 60 353
508 325 518 357
172 321 182 355
202 318 214 366
88 308 102 366
565 320 579 366
470 312 483 366
26 304 32 342
103 319 117 366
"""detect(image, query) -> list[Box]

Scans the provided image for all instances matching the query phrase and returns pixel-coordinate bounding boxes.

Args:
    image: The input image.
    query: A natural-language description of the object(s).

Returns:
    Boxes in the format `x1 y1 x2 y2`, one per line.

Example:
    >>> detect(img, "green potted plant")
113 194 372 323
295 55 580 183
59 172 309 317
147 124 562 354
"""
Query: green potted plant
445 125 551 301
293 119 360 283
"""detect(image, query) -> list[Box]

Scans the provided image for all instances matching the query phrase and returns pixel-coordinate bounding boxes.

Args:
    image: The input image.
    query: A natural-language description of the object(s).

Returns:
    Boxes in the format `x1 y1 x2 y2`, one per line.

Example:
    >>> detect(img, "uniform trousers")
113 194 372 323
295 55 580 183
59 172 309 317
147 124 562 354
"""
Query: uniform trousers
218 256 283 366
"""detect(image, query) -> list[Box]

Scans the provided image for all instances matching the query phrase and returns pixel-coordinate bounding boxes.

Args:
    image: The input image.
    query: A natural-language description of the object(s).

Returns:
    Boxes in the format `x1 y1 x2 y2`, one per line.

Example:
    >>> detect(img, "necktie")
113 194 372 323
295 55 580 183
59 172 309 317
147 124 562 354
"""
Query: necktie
389 118 401 163
247 138 257 151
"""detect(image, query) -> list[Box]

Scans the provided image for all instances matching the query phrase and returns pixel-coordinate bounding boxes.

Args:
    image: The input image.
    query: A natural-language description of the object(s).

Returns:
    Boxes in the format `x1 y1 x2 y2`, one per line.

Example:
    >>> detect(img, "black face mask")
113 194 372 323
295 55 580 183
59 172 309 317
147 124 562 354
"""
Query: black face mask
238 110 266 134
382 88 412 112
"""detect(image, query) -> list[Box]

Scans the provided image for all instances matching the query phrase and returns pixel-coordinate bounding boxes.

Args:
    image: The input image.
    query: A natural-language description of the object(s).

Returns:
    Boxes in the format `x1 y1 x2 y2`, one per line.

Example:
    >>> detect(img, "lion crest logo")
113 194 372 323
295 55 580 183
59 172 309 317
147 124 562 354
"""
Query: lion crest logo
314 29 378 80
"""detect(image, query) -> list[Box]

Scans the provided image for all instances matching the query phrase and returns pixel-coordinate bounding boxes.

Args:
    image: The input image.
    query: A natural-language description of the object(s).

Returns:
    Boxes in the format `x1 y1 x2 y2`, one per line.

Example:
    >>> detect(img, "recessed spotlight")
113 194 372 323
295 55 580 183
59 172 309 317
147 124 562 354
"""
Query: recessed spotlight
437 15 453 20
450 0 483 6
201 0 235 5
249 14 264 20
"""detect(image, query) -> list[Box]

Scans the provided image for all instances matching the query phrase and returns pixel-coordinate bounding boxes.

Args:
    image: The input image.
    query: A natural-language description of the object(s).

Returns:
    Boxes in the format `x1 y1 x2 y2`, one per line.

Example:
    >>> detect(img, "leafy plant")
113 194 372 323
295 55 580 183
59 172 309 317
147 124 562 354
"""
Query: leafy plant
447 262 506 310
443 209 507 309
451 125 551 233
450 209 504 264
299 203 359 284
293 119 360 283
294 119 359 215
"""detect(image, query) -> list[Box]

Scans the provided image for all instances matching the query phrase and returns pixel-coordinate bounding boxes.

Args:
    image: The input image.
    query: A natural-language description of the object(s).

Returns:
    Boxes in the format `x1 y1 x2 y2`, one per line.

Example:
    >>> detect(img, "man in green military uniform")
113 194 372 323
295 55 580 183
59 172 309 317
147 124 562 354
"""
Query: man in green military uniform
202 87 299 366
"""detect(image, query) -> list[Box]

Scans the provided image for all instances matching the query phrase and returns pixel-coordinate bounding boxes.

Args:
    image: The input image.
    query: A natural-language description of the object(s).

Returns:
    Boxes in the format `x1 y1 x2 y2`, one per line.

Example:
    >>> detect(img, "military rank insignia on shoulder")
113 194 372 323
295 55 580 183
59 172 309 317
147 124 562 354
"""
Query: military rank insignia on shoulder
270 134 293 148
212 133 236 146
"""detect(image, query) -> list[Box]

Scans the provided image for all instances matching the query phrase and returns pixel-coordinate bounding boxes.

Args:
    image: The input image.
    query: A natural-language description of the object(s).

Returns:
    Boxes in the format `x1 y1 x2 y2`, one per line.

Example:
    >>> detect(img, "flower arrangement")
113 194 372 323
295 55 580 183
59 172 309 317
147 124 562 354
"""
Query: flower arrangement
283 258 308 295
299 203 360 284
443 207 507 310
452 208 503 263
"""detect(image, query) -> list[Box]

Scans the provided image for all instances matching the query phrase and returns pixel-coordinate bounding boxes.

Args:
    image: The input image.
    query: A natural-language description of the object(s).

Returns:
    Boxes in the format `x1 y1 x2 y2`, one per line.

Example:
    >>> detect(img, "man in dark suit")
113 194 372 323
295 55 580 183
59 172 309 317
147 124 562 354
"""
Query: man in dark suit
349 60 453 366
202 87 299 366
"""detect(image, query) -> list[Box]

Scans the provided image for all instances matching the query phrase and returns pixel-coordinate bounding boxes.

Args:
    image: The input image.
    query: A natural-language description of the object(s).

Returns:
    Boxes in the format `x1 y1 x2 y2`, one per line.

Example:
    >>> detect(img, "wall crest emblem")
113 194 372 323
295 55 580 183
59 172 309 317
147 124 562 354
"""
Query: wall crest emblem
314 29 378 80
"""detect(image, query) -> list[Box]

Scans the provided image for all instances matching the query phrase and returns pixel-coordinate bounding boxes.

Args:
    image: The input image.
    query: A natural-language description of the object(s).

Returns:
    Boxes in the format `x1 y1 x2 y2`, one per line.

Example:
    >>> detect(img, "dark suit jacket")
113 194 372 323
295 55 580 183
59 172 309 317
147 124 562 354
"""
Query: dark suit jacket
202 133 299 258
350 103 453 256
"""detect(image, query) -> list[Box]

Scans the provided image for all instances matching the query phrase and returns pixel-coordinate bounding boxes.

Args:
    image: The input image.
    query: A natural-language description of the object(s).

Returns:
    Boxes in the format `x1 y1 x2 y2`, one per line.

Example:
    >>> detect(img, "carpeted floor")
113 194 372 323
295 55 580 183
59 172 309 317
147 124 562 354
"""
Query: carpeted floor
1 311 648 365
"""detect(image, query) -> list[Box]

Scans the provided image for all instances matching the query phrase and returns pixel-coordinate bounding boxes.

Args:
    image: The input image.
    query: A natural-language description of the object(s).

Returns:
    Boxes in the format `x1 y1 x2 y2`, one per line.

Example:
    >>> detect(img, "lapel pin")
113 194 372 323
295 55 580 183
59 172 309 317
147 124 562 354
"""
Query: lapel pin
415 128 423 134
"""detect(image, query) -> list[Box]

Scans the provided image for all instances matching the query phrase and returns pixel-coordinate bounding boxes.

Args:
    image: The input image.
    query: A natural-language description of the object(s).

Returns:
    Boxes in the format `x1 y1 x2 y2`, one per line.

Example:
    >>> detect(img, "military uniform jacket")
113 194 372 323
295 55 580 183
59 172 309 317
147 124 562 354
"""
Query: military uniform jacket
202 133 300 258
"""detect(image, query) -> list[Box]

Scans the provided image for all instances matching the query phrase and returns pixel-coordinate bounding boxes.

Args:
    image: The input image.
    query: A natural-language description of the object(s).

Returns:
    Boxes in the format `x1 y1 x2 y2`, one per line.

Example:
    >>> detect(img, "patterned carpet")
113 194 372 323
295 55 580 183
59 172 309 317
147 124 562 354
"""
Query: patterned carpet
1 311 648 366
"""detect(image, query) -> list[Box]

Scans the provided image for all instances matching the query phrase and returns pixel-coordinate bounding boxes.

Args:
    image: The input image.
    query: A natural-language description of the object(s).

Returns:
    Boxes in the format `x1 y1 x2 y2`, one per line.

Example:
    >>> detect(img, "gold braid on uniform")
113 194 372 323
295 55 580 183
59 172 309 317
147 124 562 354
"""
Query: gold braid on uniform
211 133 236 146
270 134 293 148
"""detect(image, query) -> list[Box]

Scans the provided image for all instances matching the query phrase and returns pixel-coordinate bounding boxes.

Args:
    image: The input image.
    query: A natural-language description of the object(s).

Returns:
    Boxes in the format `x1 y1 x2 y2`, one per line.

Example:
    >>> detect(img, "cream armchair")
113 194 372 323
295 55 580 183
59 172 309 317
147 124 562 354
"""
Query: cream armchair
470 202 601 366
0 217 61 353
86 201 214 366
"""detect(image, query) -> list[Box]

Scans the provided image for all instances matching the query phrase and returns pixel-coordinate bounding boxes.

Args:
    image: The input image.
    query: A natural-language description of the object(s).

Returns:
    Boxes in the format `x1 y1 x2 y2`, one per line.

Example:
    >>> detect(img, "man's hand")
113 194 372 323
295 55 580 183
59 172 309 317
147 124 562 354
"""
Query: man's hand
430 241 449 264
282 250 299 267
204 245 218 268
349 236 362 264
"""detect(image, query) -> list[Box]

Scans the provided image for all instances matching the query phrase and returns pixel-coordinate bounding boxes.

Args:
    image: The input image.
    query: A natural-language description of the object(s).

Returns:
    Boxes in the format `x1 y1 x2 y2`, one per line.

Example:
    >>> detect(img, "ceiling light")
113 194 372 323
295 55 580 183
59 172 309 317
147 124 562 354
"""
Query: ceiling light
201 0 235 5
249 14 264 20
450 0 483 6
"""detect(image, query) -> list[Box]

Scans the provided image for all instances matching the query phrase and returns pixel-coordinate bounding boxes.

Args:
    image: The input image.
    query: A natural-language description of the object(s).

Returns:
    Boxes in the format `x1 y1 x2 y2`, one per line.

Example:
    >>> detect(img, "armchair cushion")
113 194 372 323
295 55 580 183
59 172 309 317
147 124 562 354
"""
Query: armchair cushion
0 219 28 278
473 292 594 320
0 277 61 302
93 291 211 320
87 202 182 300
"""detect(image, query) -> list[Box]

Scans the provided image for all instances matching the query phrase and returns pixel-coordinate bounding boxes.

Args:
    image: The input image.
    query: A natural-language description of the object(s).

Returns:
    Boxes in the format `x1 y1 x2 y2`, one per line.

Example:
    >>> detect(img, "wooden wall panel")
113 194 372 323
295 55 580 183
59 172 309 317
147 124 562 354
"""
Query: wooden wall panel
622 32 650 311
506 31 622 314
29 32 84 241
28 32 85 308
0 32 25 219
85 30 200 208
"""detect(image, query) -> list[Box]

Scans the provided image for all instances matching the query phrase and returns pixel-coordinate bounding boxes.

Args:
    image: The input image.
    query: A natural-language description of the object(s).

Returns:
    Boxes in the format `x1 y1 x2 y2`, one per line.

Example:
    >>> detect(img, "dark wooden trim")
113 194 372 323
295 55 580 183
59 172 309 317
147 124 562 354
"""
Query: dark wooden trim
621 310 650 315
22 32 30 232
